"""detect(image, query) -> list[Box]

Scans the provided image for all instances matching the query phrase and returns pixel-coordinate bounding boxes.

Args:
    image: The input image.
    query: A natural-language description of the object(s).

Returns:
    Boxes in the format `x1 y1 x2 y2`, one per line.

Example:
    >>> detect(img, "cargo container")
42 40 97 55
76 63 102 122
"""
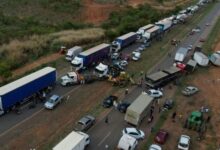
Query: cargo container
193 51 209 66
174 47 189 62
71 43 111 71
0 67 56 115
136 24 154 39
143 26 161 41
155 18 172 31
53 131 90 150
125 93 154 126
111 32 137 52
210 51 220 66
65 46 83 61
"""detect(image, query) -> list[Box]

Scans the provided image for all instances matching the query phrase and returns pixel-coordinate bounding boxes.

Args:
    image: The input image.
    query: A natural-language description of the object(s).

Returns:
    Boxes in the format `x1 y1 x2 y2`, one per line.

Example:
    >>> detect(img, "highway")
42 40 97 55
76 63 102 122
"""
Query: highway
87 2 220 150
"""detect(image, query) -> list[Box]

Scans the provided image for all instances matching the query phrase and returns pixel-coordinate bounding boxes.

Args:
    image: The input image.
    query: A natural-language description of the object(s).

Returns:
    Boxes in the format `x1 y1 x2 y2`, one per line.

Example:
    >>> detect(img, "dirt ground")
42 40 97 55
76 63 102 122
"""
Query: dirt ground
159 42 220 150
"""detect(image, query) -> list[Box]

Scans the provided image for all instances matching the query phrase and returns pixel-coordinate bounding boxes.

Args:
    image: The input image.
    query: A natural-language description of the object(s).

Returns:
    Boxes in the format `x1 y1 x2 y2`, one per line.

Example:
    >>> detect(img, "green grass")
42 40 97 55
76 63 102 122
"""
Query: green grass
203 16 220 54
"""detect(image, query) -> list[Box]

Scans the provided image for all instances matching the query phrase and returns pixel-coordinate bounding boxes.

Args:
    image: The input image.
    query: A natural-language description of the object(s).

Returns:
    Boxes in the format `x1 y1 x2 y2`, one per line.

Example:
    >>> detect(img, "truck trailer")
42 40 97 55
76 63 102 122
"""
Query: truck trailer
71 43 111 71
65 46 83 61
155 18 172 31
145 66 181 88
53 131 90 150
174 47 189 62
143 26 161 41
193 51 209 66
111 32 137 52
124 93 154 126
136 24 154 39
0 67 56 115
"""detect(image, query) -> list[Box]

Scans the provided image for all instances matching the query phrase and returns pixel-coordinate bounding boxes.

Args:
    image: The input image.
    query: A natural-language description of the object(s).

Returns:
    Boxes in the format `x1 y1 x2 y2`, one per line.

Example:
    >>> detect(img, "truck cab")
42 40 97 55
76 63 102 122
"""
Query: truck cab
71 56 84 71
65 46 82 61
61 72 79 86
111 41 120 52
95 63 109 78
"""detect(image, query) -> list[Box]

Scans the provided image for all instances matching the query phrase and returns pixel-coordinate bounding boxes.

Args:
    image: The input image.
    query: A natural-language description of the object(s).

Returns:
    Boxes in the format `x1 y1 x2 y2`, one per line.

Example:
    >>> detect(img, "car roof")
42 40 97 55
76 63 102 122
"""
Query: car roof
180 135 190 144
149 144 162 150
50 95 59 100
79 116 90 124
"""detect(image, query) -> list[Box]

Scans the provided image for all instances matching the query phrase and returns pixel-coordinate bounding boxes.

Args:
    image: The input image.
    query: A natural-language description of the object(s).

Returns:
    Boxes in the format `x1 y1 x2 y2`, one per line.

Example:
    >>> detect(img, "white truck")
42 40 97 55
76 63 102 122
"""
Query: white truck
53 131 90 150
66 46 83 61
155 18 172 31
124 93 154 126
143 26 161 41
117 134 138 150
94 63 109 78
174 47 189 62
193 51 209 66
60 72 81 86
136 24 154 39
210 51 220 66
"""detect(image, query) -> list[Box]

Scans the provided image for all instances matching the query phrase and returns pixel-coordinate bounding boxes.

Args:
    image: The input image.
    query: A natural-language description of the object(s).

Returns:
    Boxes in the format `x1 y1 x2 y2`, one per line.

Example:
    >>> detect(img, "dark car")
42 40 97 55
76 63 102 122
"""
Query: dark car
102 95 118 108
117 102 130 113
163 99 174 110
74 115 95 131
154 130 169 144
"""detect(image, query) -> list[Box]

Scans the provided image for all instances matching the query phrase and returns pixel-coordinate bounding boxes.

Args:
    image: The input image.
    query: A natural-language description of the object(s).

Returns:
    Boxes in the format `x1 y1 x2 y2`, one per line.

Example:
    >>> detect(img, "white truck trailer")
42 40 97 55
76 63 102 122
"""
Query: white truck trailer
66 46 82 61
124 93 154 126
174 47 189 62
193 51 209 66
136 24 154 39
53 131 90 150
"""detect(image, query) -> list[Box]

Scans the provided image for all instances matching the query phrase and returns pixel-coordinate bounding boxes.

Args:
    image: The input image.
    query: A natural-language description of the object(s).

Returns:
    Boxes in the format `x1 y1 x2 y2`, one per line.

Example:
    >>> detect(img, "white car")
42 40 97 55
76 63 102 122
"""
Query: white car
120 60 128 67
44 95 62 109
178 135 190 150
122 127 145 140
187 45 193 51
149 144 162 150
132 52 141 61
147 89 163 98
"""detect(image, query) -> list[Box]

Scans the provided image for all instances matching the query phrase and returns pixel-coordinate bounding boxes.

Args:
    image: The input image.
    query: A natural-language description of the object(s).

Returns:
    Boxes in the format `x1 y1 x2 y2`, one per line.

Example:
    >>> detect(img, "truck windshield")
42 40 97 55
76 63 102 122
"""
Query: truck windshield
72 63 81 67
95 68 104 74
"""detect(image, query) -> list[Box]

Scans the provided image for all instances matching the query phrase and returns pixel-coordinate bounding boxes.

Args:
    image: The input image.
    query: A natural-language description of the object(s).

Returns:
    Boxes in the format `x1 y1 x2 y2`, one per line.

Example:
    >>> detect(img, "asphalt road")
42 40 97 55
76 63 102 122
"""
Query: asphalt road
87 2 220 150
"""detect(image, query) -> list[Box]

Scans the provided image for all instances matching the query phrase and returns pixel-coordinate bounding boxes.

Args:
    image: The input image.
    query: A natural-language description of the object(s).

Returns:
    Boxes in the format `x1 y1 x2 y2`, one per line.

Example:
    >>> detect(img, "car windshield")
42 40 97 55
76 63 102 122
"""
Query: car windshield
72 63 81 67
95 68 104 74
179 143 188 148
136 129 141 134
48 98 54 103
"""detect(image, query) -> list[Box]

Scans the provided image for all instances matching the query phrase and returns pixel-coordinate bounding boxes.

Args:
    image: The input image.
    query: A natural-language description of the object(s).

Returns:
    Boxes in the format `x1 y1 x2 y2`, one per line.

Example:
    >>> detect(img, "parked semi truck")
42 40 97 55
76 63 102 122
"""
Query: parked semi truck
111 32 137 52
0 67 56 115
65 46 83 61
143 26 161 41
136 24 154 39
53 131 90 150
145 66 181 88
124 93 154 126
71 43 111 71
174 47 189 62
155 18 172 31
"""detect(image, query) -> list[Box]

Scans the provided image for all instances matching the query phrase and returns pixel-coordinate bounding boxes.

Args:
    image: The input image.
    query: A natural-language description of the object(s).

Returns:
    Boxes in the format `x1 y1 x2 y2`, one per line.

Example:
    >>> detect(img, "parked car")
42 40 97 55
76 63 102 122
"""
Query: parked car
187 44 193 51
119 60 128 67
132 51 141 61
113 61 125 71
111 52 120 60
122 127 145 140
74 115 95 131
147 89 163 98
44 95 62 109
163 99 174 110
182 86 199 96
199 38 205 42
117 102 130 113
149 144 162 150
102 95 118 108
154 130 169 144
178 135 190 150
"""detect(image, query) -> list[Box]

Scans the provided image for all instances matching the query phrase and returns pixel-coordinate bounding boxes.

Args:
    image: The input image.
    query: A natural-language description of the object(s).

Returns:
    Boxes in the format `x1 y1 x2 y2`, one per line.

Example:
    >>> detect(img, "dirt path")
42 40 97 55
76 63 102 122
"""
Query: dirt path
12 53 62 78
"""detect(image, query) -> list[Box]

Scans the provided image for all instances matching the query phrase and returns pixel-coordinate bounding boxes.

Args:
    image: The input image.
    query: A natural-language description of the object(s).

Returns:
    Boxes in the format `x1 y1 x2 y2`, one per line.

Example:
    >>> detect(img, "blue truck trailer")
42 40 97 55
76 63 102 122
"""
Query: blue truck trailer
0 67 56 115
71 43 111 71
111 32 137 52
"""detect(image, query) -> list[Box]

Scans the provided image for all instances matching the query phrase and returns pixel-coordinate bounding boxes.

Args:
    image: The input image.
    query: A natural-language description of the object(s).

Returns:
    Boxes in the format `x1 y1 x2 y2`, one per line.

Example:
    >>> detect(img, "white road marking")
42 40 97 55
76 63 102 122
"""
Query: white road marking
98 131 111 146
0 86 81 137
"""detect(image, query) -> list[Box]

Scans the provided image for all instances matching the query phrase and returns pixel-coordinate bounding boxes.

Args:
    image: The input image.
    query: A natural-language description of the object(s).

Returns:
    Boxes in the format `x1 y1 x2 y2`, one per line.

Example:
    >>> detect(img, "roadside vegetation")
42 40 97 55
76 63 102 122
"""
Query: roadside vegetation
102 4 182 40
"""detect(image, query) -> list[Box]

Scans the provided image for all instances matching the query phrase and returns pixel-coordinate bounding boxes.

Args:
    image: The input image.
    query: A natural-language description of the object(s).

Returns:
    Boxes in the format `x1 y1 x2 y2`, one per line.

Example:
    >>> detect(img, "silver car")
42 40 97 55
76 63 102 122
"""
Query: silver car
44 95 62 109
182 86 199 96
74 115 95 131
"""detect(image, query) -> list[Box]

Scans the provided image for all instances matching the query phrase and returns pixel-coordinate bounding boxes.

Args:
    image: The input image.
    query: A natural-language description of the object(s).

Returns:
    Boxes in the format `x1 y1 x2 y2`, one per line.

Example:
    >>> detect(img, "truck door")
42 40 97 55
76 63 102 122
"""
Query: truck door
0 97 4 115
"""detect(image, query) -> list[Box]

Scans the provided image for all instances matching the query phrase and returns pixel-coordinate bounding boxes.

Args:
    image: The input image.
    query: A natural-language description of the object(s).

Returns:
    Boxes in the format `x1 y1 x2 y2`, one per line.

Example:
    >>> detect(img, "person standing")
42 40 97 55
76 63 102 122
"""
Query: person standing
172 112 177 122
105 115 109 124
